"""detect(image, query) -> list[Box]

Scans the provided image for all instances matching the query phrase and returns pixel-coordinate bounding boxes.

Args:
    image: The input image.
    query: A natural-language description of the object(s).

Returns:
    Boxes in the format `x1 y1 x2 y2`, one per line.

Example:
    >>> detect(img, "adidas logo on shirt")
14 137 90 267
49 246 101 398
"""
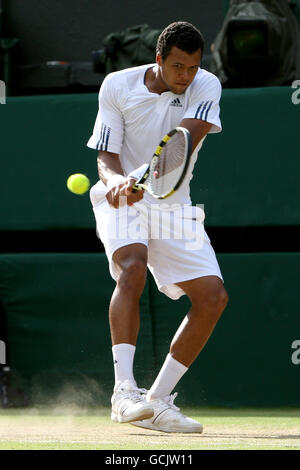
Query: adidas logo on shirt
170 98 183 107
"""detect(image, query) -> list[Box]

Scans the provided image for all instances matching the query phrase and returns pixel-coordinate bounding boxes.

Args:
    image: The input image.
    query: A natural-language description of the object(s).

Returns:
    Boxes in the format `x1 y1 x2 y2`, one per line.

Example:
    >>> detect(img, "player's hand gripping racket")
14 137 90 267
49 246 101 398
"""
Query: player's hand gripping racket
132 127 192 199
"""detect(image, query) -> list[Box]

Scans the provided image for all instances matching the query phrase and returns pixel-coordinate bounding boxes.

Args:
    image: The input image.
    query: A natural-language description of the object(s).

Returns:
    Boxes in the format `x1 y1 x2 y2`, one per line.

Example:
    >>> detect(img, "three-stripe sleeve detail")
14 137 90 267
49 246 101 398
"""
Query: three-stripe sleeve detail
194 100 213 121
96 124 111 151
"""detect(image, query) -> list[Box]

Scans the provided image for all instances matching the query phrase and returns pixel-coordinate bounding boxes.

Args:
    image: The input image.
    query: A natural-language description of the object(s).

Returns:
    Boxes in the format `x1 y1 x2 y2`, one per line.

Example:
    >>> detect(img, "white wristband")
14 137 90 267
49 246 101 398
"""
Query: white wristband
105 174 126 193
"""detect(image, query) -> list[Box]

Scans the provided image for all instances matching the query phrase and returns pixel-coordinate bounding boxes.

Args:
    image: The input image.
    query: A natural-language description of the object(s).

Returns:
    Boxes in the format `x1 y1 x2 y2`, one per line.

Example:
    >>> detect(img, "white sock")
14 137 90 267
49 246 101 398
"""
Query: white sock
146 353 188 401
112 343 137 391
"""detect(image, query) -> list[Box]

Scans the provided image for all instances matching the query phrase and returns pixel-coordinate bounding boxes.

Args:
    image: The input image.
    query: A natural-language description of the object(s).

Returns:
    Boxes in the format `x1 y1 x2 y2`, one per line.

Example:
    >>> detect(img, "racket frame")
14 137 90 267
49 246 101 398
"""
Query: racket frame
133 127 192 199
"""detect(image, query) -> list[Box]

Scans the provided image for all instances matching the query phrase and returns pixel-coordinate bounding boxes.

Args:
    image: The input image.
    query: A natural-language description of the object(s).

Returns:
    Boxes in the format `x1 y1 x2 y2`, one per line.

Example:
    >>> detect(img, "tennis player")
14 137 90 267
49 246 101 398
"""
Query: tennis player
87 21 228 433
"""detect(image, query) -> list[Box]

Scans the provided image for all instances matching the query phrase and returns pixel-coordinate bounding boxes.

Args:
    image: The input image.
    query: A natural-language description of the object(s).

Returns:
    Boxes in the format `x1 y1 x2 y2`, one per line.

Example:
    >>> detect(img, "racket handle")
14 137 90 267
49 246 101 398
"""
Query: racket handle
129 164 149 193
132 183 142 193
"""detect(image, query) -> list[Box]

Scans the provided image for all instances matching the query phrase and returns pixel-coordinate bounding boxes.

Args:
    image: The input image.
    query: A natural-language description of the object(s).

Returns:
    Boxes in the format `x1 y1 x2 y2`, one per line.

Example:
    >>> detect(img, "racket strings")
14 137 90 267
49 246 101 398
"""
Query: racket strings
148 132 187 196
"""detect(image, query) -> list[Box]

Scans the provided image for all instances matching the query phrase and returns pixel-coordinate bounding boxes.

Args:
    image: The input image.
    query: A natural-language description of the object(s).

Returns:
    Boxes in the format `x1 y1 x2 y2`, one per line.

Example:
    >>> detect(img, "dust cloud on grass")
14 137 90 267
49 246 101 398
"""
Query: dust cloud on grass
28 374 109 416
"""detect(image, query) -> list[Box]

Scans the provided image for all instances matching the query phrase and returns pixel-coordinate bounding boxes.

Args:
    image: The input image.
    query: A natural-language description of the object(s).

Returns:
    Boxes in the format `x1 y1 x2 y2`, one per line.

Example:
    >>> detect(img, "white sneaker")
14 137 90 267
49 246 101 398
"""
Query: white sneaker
111 380 154 423
130 392 203 433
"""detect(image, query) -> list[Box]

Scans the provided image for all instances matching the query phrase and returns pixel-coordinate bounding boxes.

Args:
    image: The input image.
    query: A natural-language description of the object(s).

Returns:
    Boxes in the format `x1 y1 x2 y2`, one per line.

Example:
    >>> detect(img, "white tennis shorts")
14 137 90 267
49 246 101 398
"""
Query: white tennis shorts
91 188 223 300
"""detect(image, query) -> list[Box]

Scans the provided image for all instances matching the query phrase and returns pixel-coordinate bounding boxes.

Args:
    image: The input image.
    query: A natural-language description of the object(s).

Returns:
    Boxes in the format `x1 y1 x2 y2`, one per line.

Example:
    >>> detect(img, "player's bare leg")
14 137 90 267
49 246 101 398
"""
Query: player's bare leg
170 275 228 366
131 275 228 433
109 243 148 346
108 243 154 424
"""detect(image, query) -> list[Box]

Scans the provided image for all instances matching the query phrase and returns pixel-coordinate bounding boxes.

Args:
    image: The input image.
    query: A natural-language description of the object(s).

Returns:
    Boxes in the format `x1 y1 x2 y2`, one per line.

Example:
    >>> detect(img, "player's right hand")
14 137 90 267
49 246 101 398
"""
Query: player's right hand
106 178 144 208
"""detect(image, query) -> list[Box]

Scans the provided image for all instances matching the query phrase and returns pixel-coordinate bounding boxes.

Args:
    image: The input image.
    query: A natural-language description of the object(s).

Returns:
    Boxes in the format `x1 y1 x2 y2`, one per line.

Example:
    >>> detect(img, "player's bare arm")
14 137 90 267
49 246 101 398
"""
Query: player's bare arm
180 118 212 152
97 150 123 183
97 150 144 208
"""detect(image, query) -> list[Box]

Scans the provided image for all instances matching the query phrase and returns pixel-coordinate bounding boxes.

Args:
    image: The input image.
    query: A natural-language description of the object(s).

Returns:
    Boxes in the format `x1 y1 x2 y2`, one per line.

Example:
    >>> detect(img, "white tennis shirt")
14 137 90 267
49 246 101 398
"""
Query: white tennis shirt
87 64 222 206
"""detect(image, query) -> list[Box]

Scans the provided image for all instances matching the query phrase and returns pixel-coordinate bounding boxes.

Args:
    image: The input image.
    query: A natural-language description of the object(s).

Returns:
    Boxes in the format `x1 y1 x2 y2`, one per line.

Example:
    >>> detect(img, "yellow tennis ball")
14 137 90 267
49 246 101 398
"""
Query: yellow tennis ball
67 173 90 195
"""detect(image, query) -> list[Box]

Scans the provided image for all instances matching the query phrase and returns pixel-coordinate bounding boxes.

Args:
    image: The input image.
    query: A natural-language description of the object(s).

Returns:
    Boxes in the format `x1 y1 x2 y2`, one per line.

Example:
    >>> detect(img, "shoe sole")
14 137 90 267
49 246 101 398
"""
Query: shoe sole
130 420 203 433
111 407 154 424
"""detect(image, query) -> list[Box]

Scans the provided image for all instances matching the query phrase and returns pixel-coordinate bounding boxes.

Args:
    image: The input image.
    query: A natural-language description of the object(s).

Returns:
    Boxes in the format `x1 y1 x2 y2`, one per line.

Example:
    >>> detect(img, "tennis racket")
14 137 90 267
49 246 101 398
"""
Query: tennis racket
132 127 192 199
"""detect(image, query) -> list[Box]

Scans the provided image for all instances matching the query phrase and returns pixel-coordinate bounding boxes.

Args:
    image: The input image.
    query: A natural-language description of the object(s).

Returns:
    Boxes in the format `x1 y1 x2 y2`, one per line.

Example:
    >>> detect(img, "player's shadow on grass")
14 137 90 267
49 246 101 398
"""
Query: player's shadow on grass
130 432 300 440
203 433 300 440
129 433 204 438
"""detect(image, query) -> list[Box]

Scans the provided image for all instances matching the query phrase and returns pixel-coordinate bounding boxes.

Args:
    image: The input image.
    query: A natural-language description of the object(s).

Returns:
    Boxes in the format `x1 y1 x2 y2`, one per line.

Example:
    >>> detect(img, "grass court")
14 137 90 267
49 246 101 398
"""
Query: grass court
0 406 299 450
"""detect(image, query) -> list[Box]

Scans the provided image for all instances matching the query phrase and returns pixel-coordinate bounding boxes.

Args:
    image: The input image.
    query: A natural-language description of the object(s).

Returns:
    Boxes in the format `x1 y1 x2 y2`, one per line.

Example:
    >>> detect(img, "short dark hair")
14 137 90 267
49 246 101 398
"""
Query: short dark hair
156 21 204 61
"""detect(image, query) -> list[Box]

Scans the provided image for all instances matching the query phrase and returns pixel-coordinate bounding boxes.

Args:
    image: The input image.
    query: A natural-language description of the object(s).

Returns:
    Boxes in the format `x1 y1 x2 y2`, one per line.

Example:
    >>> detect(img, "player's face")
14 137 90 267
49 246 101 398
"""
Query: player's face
157 46 201 95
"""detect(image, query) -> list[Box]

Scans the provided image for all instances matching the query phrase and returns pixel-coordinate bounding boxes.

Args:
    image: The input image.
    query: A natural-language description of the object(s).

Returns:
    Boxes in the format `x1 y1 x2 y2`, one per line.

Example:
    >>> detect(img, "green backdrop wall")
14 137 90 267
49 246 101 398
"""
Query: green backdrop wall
0 86 299 407
0 86 299 231
0 252 299 407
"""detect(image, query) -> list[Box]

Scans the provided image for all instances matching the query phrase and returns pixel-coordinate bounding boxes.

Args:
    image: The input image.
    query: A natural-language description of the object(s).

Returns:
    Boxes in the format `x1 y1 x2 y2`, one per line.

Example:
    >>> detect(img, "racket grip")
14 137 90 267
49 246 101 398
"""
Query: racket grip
129 164 149 193
132 183 142 193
